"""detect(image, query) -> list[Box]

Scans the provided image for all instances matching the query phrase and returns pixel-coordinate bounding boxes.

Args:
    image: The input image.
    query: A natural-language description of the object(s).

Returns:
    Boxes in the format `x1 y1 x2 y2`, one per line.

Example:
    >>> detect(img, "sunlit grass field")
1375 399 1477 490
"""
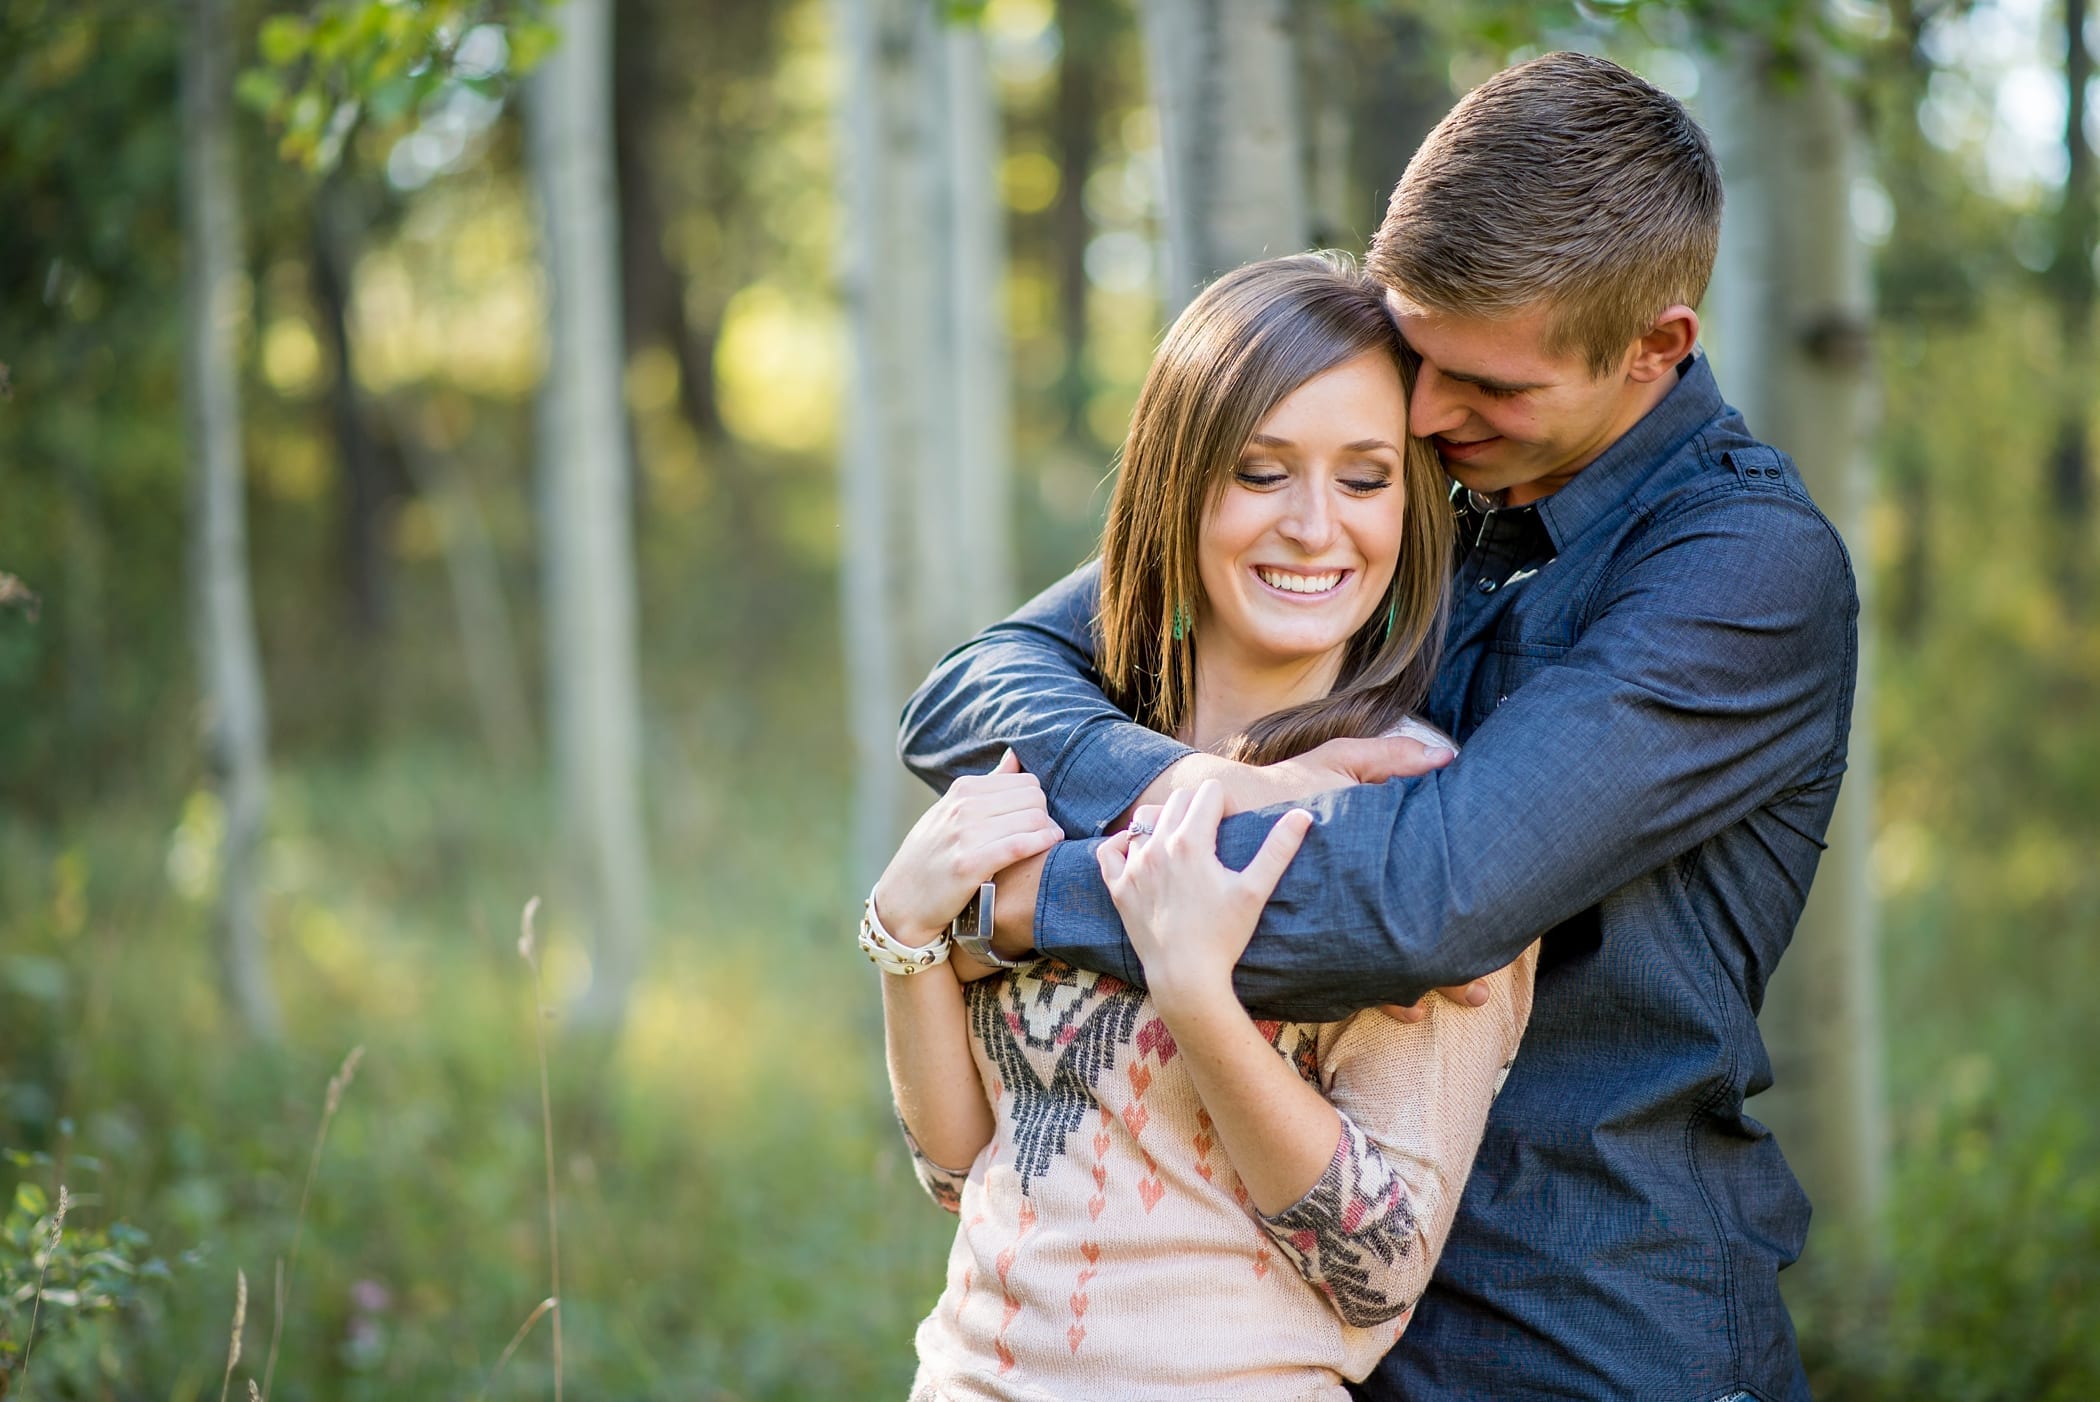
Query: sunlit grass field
0 708 961 1398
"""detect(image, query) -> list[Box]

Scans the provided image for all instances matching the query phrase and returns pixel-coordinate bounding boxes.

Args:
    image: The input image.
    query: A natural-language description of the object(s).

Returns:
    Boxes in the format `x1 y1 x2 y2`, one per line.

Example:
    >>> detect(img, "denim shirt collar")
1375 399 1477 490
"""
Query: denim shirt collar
1533 351 1721 555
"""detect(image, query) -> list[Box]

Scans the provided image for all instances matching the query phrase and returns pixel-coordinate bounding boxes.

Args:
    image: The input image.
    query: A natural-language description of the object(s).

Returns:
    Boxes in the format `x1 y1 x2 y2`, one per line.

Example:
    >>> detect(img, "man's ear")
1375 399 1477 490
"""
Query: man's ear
1626 305 1699 383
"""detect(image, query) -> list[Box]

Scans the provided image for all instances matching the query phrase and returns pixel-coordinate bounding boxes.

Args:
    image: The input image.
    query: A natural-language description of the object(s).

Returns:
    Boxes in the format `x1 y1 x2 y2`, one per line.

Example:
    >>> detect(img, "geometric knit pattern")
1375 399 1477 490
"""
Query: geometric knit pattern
901 943 1538 1401
1263 1116 1423 1327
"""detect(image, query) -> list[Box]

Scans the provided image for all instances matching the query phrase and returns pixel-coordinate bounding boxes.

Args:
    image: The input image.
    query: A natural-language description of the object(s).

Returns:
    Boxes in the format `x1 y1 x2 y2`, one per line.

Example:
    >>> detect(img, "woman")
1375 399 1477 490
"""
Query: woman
863 253 1538 1400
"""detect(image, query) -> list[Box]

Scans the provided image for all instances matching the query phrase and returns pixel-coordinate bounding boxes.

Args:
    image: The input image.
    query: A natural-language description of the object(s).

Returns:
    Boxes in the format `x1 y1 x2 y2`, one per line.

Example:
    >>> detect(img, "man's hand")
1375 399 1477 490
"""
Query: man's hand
1379 983 1490 1023
1128 733 1456 821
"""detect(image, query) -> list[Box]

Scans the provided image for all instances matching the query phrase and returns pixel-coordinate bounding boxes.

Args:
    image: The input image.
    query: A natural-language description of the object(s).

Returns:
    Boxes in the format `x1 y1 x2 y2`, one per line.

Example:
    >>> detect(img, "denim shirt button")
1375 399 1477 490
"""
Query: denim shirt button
1477 578 1497 594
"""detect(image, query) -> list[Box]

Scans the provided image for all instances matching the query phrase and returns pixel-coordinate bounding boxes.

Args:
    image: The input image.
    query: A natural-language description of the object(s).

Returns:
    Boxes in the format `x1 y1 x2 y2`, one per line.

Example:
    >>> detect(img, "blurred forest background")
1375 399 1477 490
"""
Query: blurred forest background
2 0 2097 1396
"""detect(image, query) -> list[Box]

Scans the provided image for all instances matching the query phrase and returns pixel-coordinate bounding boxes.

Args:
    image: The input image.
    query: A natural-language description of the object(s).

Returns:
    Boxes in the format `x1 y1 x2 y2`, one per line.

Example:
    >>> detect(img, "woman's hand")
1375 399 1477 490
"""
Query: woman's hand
1096 780 1312 1009
871 750 1064 948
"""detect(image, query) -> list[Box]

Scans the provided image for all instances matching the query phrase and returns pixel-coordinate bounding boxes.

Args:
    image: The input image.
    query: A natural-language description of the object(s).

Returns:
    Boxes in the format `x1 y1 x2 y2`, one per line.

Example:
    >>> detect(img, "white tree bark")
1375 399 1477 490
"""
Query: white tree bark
1706 29 1887 1264
528 0 650 1027
1139 0 1310 314
833 0 1015 885
938 25 1016 647
181 0 279 1041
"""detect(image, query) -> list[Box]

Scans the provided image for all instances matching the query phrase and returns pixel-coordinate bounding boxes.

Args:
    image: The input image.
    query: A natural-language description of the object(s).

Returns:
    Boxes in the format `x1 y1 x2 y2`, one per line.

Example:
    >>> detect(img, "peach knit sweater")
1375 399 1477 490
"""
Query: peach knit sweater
901 941 1537 1401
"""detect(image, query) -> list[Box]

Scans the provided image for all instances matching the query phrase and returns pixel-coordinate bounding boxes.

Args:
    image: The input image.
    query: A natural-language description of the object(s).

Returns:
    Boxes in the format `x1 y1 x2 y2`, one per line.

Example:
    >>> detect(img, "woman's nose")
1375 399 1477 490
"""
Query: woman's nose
1278 482 1338 551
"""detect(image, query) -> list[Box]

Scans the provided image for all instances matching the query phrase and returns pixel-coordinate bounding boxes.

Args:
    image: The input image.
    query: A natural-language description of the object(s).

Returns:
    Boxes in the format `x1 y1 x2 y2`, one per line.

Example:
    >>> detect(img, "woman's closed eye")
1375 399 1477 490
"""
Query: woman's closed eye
1233 465 1287 487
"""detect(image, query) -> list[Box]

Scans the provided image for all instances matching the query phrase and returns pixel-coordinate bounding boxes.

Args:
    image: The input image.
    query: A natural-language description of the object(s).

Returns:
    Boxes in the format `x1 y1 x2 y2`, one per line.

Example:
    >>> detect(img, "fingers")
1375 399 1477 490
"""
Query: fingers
1238 807 1313 901
1096 829 1132 884
1378 981 1489 1024
1182 778 1227 843
954 784 1055 822
1156 783 1196 837
949 750 1042 801
1313 735 1455 784
966 808 1063 846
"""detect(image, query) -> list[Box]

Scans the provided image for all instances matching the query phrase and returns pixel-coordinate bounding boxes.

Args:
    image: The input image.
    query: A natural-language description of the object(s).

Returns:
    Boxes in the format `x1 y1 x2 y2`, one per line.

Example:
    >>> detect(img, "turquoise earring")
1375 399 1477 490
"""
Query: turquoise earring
1171 602 1191 642
1384 595 1398 643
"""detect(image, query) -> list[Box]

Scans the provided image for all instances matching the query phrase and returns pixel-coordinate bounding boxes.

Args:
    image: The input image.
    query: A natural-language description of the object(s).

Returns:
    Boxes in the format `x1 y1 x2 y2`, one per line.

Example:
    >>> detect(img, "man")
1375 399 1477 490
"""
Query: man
900 52 1852 1402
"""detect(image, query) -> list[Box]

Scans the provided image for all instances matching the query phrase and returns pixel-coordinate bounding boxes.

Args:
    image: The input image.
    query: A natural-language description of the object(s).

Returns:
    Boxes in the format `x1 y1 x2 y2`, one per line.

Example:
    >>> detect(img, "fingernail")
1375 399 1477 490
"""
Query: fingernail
1430 747 1456 764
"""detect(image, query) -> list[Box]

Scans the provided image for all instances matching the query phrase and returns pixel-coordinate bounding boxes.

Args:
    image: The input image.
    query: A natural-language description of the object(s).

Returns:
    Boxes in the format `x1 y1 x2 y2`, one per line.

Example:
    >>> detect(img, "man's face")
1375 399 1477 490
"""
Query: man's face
1389 298 1656 506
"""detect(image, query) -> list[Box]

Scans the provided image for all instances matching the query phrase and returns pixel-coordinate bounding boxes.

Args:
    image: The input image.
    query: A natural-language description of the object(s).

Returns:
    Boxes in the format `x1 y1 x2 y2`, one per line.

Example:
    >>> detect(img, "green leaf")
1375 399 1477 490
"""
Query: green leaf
14 1181 47 1217
505 18 559 74
257 14 311 68
234 67 285 116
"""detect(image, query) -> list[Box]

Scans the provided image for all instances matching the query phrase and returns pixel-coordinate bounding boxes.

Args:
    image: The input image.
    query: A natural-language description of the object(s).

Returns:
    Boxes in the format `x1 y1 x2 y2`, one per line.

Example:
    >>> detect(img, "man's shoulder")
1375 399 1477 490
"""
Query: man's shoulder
1623 425 1856 598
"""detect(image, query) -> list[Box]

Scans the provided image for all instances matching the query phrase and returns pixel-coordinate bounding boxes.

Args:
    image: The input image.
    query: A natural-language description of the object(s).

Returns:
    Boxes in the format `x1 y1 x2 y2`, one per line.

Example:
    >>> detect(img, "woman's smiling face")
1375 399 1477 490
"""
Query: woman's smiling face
1194 350 1411 679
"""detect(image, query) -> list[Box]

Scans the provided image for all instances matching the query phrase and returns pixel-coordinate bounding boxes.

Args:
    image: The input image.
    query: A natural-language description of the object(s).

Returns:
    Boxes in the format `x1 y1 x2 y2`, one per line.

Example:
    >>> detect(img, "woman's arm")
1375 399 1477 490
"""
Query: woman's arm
872 753 1064 1202
1252 955 1534 1326
1096 782 1335 1212
1098 781 1535 1325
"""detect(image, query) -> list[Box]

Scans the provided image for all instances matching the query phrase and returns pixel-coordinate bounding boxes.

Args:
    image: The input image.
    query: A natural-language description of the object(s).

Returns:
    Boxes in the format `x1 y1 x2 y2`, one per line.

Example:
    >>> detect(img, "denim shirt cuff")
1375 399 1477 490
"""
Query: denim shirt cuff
1044 722 1190 837
1030 838 1141 985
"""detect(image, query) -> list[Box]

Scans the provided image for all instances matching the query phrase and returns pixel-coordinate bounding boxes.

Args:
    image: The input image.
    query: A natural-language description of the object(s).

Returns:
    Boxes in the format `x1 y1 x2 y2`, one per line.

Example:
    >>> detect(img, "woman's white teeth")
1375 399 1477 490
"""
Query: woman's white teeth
1256 568 1342 594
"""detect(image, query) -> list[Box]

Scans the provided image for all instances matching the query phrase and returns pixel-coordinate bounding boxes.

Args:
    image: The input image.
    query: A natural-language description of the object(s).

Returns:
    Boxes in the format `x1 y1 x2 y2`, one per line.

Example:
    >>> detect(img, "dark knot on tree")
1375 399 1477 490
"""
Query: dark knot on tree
1799 311 1873 370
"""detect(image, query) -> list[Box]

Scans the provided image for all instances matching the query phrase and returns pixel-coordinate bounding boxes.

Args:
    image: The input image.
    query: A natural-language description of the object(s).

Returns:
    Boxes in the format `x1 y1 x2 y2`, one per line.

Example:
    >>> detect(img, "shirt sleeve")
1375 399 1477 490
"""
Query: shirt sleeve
896 1116 970 1216
1256 944 1538 1327
898 561 1192 836
1033 490 1858 1018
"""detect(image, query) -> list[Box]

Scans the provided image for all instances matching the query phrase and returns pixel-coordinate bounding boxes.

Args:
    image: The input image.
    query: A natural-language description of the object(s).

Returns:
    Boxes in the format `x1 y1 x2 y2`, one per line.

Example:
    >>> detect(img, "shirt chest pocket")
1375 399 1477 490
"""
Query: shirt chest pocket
1463 638 1571 733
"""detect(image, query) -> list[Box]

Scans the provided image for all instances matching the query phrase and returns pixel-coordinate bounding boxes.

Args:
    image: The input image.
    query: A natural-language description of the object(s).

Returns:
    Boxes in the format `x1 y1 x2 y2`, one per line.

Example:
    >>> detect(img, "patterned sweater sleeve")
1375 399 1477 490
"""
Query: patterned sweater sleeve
1255 941 1538 1327
896 1116 971 1215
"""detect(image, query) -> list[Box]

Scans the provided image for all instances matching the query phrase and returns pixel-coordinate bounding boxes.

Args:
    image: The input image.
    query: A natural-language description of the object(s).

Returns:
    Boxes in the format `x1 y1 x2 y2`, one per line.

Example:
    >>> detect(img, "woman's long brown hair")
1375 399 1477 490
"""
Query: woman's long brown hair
1096 252 1453 764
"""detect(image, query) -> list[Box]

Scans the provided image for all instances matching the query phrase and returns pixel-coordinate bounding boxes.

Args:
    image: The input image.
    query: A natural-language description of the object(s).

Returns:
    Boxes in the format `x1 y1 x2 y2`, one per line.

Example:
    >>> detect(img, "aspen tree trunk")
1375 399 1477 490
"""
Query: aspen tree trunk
313 177 389 641
181 0 279 1040
936 24 1015 650
1051 0 1106 444
528 0 650 1027
1706 29 1887 1267
1296 1 1353 249
1138 0 1309 314
832 0 908 891
2051 0 2096 603
834 0 1014 886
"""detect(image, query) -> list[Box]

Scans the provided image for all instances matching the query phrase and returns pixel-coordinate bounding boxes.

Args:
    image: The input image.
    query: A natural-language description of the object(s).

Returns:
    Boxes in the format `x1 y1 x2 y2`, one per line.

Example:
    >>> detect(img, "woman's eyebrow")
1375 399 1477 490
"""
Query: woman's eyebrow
1246 433 1398 453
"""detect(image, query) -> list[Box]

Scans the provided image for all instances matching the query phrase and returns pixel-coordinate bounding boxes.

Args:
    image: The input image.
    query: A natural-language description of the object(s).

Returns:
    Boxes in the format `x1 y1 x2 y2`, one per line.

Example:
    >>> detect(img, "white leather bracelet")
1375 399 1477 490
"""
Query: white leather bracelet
859 893 952 976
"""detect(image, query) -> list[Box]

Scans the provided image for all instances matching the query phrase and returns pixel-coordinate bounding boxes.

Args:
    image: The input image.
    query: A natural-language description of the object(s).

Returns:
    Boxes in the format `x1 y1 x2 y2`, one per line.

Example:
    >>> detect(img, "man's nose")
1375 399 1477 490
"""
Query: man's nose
1409 363 1467 439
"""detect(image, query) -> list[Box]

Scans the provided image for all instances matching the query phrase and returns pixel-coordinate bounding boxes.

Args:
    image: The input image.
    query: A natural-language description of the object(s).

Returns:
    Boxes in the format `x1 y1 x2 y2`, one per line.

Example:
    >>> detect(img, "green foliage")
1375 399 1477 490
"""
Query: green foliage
240 0 560 171
0 1167 181 1395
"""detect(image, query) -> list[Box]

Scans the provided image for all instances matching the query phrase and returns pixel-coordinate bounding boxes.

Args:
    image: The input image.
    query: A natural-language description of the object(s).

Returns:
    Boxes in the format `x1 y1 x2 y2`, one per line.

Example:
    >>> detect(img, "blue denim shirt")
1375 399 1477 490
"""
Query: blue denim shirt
899 355 1854 1401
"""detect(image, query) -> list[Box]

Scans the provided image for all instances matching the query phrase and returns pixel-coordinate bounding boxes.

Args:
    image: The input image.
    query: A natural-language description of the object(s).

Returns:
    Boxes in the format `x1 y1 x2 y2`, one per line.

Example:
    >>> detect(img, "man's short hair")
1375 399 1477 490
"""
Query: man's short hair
1367 51 1722 377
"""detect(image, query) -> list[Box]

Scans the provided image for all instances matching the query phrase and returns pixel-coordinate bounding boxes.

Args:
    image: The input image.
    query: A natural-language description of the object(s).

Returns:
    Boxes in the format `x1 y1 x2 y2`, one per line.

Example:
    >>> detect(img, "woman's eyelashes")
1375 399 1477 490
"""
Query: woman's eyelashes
1232 464 1393 493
